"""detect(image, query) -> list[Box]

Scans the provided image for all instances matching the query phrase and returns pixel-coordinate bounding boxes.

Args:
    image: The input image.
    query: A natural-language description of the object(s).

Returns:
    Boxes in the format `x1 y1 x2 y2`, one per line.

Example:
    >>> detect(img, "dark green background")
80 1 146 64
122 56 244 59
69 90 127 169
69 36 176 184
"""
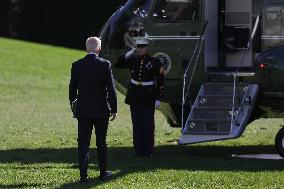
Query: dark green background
0 0 126 49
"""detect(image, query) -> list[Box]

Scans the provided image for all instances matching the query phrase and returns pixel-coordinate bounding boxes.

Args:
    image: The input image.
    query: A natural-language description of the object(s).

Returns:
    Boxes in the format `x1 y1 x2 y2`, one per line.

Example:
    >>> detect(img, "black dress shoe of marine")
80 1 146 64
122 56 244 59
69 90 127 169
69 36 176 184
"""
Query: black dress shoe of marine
132 153 142 158
99 171 112 181
80 177 88 184
142 153 153 158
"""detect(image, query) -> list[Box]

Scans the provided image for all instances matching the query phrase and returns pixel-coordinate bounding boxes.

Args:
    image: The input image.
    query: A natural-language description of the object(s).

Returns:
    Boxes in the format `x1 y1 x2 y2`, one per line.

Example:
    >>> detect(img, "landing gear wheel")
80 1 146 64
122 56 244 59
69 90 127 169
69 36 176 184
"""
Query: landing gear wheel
275 127 284 158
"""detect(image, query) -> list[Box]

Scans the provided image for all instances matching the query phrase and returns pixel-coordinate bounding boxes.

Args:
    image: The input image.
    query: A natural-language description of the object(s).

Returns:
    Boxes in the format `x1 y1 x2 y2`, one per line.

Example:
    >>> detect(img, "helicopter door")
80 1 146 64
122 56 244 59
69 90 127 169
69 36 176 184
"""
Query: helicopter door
219 0 253 71
205 0 255 72
222 0 253 70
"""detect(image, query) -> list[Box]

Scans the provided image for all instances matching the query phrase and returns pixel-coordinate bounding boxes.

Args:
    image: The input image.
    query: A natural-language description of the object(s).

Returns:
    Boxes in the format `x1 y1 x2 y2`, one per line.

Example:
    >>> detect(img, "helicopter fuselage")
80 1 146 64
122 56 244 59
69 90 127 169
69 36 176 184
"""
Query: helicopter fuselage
100 0 284 127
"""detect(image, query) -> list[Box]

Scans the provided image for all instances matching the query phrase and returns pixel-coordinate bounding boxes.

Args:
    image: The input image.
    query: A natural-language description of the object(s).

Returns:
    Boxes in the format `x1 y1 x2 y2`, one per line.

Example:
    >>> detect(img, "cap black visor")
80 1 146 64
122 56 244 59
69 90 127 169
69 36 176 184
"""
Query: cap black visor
137 44 149 48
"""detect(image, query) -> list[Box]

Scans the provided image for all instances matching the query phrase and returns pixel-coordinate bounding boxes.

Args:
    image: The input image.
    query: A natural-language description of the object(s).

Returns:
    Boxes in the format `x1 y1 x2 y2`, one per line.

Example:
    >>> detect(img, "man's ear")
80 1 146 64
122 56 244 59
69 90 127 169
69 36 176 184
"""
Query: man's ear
96 47 102 54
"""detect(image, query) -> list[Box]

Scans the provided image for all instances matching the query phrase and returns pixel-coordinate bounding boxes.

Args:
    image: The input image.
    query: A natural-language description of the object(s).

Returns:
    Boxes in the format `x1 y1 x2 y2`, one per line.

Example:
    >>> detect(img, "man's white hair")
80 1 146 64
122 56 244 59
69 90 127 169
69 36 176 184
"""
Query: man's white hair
86 37 101 53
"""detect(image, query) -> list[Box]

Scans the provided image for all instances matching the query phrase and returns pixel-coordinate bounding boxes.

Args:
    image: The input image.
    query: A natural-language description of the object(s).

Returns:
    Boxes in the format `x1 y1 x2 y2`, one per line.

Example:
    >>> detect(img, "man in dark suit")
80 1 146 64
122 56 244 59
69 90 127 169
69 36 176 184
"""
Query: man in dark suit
114 37 165 157
69 37 117 183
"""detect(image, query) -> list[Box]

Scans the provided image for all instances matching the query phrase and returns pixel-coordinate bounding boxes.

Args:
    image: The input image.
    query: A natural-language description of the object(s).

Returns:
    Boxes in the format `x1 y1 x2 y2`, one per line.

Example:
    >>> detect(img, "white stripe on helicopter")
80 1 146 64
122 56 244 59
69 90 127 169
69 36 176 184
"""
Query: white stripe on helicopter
148 35 284 40
262 35 284 39
147 35 204 40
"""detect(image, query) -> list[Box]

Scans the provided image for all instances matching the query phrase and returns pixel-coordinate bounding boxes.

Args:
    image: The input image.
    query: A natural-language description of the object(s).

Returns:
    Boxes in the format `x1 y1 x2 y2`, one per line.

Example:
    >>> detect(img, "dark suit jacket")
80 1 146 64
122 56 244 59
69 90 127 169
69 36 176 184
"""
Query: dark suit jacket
69 54 117 118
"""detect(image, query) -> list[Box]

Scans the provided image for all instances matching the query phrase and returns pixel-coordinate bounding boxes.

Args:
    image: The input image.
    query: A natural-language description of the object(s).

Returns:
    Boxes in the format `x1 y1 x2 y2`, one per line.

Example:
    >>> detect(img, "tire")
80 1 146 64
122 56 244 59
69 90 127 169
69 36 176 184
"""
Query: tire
275 127 284 158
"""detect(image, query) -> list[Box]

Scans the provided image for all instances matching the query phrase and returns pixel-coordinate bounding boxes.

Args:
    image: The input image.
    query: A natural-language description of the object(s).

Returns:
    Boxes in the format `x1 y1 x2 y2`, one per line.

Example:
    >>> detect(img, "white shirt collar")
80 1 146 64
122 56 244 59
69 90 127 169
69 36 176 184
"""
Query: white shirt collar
88 52 99 56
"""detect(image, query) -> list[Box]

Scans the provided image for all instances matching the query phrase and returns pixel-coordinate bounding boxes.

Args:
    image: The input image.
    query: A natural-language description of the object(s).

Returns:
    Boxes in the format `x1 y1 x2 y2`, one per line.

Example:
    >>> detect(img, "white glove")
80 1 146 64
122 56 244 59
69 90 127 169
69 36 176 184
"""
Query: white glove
125 49 135 59
155 100 161 108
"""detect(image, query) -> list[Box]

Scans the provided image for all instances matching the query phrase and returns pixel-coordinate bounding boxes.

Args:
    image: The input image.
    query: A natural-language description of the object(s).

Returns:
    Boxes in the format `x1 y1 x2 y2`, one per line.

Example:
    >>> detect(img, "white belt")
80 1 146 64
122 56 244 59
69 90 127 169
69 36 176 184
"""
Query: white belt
131 79 154 86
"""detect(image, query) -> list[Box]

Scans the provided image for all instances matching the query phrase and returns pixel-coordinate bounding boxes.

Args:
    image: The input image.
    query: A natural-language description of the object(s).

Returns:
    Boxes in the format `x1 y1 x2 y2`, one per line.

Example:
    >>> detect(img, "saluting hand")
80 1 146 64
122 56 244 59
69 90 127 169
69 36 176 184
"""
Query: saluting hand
124 49 136 59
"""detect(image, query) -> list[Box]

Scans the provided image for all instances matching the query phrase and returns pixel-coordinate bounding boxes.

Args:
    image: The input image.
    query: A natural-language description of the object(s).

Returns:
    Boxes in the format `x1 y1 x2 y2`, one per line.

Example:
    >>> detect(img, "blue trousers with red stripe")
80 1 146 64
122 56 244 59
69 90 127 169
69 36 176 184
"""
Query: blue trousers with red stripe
130 105 155 155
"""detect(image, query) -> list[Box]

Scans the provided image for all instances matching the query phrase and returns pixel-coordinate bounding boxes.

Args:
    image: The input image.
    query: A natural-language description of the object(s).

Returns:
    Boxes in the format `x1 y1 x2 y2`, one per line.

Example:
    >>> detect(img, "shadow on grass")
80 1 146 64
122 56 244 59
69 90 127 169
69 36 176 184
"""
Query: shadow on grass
0 145 283 188
0 183 41 188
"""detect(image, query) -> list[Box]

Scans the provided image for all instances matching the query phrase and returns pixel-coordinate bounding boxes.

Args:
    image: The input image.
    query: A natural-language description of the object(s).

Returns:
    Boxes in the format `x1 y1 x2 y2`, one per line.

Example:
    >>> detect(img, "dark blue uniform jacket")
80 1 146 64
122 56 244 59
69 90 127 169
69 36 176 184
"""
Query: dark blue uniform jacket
115 53 165 107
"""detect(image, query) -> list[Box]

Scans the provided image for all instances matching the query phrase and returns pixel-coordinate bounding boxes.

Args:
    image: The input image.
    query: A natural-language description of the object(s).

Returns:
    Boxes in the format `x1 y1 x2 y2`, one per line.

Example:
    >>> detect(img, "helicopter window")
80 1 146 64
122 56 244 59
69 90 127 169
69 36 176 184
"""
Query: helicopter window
265 11 280 21
152 0 200 22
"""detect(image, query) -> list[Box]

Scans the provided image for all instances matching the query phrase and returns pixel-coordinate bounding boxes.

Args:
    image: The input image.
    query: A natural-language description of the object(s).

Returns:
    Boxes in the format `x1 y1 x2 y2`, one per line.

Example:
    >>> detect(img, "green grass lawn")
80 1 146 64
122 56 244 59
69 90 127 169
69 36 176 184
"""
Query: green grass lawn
0 37 283 189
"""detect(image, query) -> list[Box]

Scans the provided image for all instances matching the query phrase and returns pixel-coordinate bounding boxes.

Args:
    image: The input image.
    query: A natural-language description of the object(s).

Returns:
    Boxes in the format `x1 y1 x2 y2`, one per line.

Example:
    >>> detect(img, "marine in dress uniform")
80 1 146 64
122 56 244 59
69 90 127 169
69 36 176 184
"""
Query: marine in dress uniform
114 37 165 157
69 37 117 183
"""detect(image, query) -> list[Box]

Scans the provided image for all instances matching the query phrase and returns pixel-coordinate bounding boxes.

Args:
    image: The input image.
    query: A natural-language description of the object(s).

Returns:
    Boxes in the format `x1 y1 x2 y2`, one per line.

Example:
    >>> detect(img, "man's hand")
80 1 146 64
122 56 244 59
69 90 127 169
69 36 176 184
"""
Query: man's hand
70 102 75 118
155 100 161 108
110 113 117 121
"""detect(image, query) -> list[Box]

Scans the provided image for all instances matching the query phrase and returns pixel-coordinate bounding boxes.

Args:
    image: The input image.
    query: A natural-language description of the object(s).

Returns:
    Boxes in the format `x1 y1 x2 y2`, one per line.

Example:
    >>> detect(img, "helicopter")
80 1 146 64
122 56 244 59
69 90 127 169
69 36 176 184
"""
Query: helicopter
99 0 284 158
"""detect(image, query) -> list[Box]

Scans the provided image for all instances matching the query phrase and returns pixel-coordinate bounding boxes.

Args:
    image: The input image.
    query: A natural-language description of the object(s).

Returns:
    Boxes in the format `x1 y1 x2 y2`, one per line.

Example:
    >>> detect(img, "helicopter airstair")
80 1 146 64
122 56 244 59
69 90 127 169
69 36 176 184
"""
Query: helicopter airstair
179 18 260 144
179 82 259 144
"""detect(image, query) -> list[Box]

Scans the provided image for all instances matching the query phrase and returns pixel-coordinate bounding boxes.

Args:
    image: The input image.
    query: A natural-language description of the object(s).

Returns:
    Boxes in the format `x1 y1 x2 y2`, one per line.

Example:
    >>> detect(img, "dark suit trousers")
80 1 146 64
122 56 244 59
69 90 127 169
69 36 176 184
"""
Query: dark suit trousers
130 105 155 155
77 118 108 178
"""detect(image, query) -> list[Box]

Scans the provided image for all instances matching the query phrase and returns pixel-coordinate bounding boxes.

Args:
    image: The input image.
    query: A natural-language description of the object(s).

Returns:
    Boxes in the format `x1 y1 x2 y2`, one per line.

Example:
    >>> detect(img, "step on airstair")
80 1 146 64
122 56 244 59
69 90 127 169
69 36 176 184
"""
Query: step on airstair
179 82 259 144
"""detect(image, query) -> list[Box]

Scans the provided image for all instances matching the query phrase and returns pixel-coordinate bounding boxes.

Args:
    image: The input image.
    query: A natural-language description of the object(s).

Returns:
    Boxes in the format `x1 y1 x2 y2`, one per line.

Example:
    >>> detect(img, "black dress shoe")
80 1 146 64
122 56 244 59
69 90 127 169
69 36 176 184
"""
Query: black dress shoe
142 153 153 158
80 177 88 184
99 171 112 181
132 153 142 158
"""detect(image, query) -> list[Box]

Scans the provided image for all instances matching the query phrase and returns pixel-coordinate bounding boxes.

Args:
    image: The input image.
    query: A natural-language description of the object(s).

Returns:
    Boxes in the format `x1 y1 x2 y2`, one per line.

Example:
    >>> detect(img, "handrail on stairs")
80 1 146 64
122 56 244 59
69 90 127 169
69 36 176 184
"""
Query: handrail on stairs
182 20 209 130
230 15 260 131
